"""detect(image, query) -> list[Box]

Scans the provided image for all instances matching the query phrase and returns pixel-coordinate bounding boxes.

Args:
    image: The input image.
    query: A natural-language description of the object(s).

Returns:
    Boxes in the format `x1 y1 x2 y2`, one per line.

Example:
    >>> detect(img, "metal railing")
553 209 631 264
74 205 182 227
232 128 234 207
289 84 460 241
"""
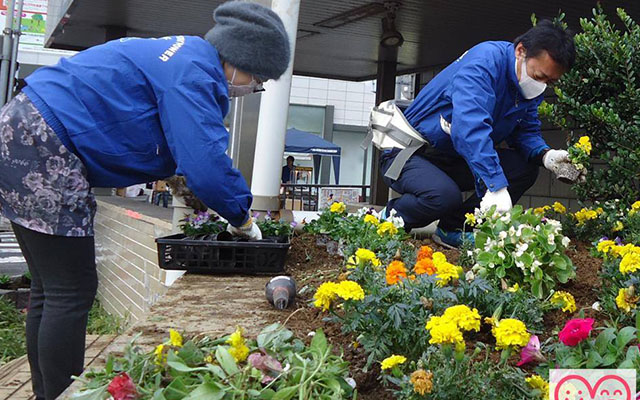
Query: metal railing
280 184 370 211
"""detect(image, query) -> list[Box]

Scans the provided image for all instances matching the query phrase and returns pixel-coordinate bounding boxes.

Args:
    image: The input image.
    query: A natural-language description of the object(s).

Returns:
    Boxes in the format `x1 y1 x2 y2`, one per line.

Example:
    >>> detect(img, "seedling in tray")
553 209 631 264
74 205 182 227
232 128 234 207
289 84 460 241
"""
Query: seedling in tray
179 211 228 238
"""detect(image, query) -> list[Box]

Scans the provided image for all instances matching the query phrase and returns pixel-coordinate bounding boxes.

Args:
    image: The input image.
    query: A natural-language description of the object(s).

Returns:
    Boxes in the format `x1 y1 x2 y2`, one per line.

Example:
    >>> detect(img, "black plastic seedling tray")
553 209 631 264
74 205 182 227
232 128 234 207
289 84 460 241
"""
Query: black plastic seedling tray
156 233 290 275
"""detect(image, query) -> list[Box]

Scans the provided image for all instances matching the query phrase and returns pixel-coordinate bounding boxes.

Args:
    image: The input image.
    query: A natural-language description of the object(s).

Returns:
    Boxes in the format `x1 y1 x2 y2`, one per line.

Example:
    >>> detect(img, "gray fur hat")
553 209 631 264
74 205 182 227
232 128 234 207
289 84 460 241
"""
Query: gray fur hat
205 1 290 81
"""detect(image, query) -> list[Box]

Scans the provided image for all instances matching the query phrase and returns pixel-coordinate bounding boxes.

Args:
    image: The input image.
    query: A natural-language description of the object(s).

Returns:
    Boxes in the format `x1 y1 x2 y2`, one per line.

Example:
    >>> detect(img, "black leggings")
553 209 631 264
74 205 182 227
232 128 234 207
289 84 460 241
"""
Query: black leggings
12 223 97 400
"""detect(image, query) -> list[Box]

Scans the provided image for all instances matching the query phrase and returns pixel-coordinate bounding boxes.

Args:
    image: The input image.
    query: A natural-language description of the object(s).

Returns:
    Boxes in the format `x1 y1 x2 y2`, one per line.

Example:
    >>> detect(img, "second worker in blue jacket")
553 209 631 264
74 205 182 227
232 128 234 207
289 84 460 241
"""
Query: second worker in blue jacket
380 21 581 248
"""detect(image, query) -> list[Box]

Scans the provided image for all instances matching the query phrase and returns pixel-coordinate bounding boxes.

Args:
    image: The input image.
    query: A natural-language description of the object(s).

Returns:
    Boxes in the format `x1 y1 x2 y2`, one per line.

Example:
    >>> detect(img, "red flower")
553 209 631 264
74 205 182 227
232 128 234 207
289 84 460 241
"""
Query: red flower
107 373 138 400
558 318 594 347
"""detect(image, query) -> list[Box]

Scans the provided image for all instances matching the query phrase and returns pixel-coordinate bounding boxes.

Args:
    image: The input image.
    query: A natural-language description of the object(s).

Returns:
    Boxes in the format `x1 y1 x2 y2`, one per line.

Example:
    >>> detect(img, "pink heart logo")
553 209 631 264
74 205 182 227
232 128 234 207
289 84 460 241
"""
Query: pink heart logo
553 374 632 400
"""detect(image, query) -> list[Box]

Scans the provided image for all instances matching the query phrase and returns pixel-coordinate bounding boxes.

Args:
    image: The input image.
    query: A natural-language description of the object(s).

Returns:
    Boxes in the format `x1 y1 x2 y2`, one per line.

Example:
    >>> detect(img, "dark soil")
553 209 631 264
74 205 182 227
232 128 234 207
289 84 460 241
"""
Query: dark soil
275 234 603 399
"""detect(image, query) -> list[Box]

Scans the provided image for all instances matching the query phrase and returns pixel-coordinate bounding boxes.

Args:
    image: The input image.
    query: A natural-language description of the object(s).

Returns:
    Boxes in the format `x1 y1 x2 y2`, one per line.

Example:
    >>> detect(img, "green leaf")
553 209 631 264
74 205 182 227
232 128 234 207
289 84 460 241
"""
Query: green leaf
182 382 224 400
310 329 328 356
602 353 618 366
562 356 583 369
616 326 637 350
152 389 168 400
586 350 604 368
70 386 108 400
272 386 299 400
259 389 276 399
177 341 204 366
625 345 640 362
164 377 190 400
532 280 543 298
595 329 615 354
215 346 239 376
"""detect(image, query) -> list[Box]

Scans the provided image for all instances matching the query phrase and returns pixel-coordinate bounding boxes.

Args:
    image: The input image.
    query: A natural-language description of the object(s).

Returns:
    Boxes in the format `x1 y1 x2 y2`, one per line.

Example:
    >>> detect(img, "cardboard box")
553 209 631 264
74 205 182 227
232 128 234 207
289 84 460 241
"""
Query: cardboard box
285 198 303 211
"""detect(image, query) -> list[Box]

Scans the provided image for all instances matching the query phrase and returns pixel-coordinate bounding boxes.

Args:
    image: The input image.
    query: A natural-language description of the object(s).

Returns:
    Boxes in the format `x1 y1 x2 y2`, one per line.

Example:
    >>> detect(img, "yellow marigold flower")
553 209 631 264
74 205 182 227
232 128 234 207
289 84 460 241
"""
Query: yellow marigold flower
575 136 592 155
493 318 530 350
432 252 447 265
313 281 339 310
595 207 604 215
616 287 638 313
464 213 476 226
426 318 464 345
169 329 183 347
550 291 577 313
417 245 433 261
226 327 245 348
597 240 616 254
380 354 407 370
363 214 380 225
377 221 398 236
613 221 624 232
229 344 249 363
355 248 376 261
574 208 598 225
352 341 360 349
507 283 520 293
334 280 365 301
329 202 346 213
526 375 549 400
434 261 460 286
442 305 481 332
386 260 407 285
620 252 640 274
154 344 166 365
226 327 249 363
414 257 436 275
204 354 214 364
410 369 434 395
552 201 567 214
533 205 550 216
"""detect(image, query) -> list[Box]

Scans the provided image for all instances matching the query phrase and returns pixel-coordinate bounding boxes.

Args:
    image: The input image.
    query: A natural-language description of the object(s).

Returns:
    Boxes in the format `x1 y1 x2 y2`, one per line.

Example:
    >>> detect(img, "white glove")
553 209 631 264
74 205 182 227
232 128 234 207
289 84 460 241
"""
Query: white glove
227 217 262 241
542 149 586 183
542 149 570 174
480 187 512 213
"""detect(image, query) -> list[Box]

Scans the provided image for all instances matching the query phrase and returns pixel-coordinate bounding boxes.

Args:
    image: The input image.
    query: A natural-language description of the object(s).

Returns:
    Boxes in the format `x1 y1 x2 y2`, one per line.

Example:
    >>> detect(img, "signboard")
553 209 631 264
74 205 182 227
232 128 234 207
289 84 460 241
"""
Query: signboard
318 187 361 210
0 0 48 49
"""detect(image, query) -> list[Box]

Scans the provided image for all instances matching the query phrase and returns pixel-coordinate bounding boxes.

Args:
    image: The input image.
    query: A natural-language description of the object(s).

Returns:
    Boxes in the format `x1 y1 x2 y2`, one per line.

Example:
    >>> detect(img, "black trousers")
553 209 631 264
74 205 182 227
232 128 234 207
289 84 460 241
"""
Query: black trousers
381 148 539 231
12 223 97 400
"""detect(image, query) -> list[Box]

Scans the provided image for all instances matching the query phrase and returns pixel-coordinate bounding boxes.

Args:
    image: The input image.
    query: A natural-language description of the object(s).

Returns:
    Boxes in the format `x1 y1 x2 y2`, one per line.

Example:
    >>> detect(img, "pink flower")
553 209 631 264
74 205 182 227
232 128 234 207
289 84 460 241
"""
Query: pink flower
558 318 594 347
107 373 138 400
517 335 545 366
248 351 283 384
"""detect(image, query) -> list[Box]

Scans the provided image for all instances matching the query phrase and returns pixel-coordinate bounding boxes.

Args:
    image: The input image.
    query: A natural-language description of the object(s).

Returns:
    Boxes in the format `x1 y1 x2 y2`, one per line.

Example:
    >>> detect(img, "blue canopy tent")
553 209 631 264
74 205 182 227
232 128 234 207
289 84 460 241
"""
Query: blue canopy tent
284 128 341 184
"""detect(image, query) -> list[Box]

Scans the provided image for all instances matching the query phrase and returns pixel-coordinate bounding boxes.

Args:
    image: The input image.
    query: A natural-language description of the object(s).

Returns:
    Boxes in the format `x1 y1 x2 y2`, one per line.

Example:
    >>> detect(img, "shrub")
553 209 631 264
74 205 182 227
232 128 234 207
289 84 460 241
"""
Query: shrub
538 7 640 204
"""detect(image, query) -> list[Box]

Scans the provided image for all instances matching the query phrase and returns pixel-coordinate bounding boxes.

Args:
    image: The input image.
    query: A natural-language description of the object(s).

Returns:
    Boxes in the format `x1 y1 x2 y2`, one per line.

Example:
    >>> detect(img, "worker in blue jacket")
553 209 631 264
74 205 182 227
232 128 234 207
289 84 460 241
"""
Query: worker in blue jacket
380 21 580 248
0 2 289 399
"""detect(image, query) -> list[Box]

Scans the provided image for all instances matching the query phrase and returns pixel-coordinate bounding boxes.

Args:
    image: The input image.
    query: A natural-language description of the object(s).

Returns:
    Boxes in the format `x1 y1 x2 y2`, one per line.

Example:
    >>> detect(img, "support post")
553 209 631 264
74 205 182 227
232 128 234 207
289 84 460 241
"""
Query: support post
250 0 300 211
7 0 23 101
370 44 398 205
0 0 16 107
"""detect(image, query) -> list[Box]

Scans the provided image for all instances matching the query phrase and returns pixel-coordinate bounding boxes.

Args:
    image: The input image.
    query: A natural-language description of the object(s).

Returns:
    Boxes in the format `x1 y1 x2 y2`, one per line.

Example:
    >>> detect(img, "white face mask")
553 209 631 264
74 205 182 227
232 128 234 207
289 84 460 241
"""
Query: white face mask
228 68 263 97
516 57 547 99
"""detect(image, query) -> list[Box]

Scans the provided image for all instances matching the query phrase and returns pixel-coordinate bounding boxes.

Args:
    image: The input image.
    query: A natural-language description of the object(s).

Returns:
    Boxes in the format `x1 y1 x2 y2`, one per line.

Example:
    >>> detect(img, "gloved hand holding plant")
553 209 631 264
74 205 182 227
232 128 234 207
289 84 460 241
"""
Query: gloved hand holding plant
543 136 590 184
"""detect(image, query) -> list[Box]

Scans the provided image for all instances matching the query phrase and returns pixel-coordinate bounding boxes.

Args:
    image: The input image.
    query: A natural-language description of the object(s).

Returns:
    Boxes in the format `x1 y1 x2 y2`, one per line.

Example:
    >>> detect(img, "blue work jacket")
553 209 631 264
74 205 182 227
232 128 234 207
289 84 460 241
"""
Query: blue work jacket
23 36 251 227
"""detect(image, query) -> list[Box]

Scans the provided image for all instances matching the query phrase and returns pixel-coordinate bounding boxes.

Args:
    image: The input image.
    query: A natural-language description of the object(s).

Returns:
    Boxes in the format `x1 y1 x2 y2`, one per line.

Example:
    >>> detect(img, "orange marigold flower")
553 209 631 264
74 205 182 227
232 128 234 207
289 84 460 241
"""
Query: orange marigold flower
386 260 407 285
414 258 436 275
417 245 433 261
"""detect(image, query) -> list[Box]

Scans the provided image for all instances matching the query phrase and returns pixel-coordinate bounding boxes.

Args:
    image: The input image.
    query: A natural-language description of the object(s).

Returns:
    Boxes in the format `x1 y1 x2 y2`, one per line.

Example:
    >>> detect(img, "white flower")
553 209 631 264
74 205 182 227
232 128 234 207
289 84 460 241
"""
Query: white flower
476 218 483 225
307 331 316 337
515 243 528 257
547 219 561 228
488 263 495 269
498 231 507 240
515 260 525 270
592 302 601 311
562 237 570 247
498 251 505 260
535 225 541 231
532 260 542 268
508 226 516 236
465 270 475 282
547 234 555 245
355 207 369 217
500 215 511 223
467 250 474 257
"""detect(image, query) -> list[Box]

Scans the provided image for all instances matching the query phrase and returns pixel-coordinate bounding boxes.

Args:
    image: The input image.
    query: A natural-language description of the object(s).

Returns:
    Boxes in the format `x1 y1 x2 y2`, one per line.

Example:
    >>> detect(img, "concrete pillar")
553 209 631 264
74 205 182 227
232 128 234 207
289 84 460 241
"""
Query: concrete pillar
250 0 300 211
319 105 334 184
370 45 398 205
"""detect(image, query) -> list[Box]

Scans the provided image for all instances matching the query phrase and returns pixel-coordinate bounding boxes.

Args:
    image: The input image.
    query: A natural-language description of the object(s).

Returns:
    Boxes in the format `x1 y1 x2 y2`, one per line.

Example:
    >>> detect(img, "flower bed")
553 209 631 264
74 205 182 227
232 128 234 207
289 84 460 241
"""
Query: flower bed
72 199 640 399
